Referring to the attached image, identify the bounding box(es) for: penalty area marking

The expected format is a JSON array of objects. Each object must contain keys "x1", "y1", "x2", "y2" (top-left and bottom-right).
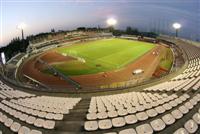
[{"x1": 62, "y1": 53, "x2": 86, "y2": 63}]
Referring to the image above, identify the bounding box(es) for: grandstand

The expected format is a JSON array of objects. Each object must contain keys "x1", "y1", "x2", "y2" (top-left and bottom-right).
[
  {"x1": 27, "y1": 31, "x2": 112, "y2": 53},
  {"x1": 0, "y1": 35, "x2": 199, "y2": 134}
]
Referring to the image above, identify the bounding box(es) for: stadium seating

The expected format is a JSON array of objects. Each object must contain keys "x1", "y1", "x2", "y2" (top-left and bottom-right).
[
  {"x1": 83, "y1": 39, "x2": 200, "y2": 133},
  {"x1": 84, "y1": 93, "x2": 200, "y2": 132},
  {"x1": 0, "y1": 80, "x2": 81, "y2": 133},
  {"x1": 0, "y1": 37, "x2": 200, "y2": 133}
]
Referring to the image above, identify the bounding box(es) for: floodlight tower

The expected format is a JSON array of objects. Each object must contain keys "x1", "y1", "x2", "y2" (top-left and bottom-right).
[
  {"x1": 106, "y1": 18, "x2": 117, "y2": 32},
  {"x1": 107, "y1": 18, "x2": 117, "y2": 26},
  {"x1": 173, "y1": 23, "x2": 181, "y2": 37},
  {"x1": 17, "y1": 23, "x2": 26, "y2": 40}
]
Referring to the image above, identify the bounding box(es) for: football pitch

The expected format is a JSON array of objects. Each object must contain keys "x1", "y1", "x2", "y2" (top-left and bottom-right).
[{"x1": 50, "y1": 38, "x2": 155, "y2": 76}]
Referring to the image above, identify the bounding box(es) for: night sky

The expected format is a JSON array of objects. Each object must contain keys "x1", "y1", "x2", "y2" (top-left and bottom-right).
[{"x1": 0, "y1": 0, "x2": 199, "y2": 47}]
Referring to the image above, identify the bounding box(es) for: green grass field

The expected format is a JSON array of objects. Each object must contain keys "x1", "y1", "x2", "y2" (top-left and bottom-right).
[
  {"x1": 159, "y1": 48, "x2": 173, "y2": 70},
  {"x1": 47, "y1": 38, "x2": 155, "y2": 76}
]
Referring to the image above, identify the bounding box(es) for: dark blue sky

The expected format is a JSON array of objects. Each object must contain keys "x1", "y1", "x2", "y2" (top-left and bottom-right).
[{"x1": 0, "y1": 0, "x2": 199, "y2": 47}]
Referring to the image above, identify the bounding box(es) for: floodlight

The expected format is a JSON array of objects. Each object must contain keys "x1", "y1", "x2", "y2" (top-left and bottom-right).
[
  {"x1": 172, "y1": 22, "x2": 182, "y2": 37},
  {"x1": 17, "y1": 23, "x2": 26, "y2": 39},
  {"x1": 106, "y1": 18, "x2": 117, "y2": 26},
  {"x1": 1, "y1": 52, "x2": 6, "y2": 64},
  {"x1": 173, "y1": 23, "x2": 181, "y2": 30},
  {"x1": 17, "y1": 23, "x2": 26, "y2": 30}
]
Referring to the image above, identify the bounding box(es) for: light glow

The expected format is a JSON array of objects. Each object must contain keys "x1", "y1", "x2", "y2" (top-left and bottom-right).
[
  {"x1": 1, "y1": 52, "x2": 6, "y2": 64},
  {"x1": 173, "y1": 23, "x2": 181, "y2": 29},
  {"x1": 106, "y1": 18, "x2": 117, "y2": 26},
  {"x1": 17, "y1": 23, "x2": 26, "y2": 30}
]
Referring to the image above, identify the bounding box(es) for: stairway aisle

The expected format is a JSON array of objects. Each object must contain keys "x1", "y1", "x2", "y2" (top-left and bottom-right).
[{"x1": 54, "y1": 98, "x2": 91, "y2": 134}]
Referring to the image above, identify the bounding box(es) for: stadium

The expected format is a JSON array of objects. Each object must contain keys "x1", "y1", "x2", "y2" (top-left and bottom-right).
[
  {"x1": 18, "y1": 36, "x2": 173, "y2": 91},
  {"x1": 0, "y1": 1, "x2": 200, "y2": 134}
]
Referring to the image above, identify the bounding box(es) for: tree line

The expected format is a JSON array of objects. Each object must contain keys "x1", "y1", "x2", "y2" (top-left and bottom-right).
[{"x1": 0, "y1": 38, "x2": 29, "y2": 61}]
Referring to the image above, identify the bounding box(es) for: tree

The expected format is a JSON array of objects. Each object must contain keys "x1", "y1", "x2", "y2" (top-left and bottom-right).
[
  {"x1": 126, "y1": 26, "x2": 139, "y2": 35},
  {"x1": 113, "y1": 30, "x2": 123, "y2": 36},
  {"x1": 132, "y1": 28, "x2": 139, "y2": 35},
  {"x1": 51, "y1": 29, "x2": 55, "y2": 33},
  {"x1": 0, "y1": 37, "x2": 29, "y2": 61},
  {"x1": 77, "y1": 27, "x2": 86, "y2": 31},
  {"x1": 126, "y1": 26, "x2": 132, "y2": 35},
  {"x1": 86, "y1": 27, "x2": 98, "y2": 31},
  {"x1": 108, "y1": 26, "x2": 114, "y2": 32}
]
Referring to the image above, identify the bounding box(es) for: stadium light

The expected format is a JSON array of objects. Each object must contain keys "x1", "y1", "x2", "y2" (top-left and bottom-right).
[
  {"x1": 17, "y1": 23, "x2": 26, "y2": 40},
  {"x1": 106, "y1": 18, "x2": 117, "y2": 26},
  {"x1": 173, "y1": 23, "x2": 181, "y2": 37}
]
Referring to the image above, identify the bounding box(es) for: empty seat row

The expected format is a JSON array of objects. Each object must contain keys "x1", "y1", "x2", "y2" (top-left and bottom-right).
[
  {"x1": 2, "y1": 100, "x2": 63, "y2": 120},
  {"x1": 11, "y1": 96, "x2": 81, "y2": 114},
  {"x1": 110, "y1": 109, "x2": 200, "y2": 134},
  {"x1": 0, "y1": 102, "x2": 55, "y2": 129},
  {"x1": 0, "y1": 81, "x2": 35, "y2": 99},
  {"x1": 144, "y1": 76, "x2": 200, "y2": 92},
  {"x1": 0, "y1": 111, "x2": 43, "y2": 134},
  {"x1": 85, "y1": 93, "x2": 200, "y2": 132},
  {"x1": 86, "y1": 93, "x2": 183, "y2": 120},
  {"x1": 174, "y1": 110, "x2": 200, "y2": 134},
  {"x1": 88, "y1": 92, "x2": 177, "y2": 116}
]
